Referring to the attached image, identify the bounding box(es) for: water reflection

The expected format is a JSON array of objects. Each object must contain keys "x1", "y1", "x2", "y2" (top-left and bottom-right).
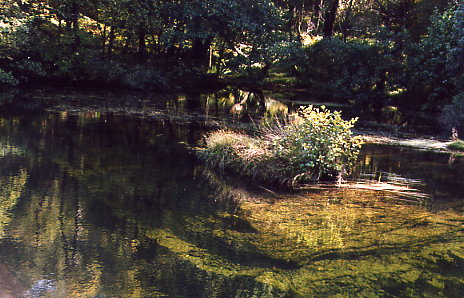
[
  {"x1": 0, "y1": 110, "x2": 274, "y2": 296},
  {"x1": 16, "y1": 87, "x2": 294, "y2": 128},
  {"x1": 0, "y1": 96, "x2": 463, "y2": 296},
  {"x1": 0, "y1": 169, "x2": 28, "y2": 239},
  {"x1": 354, "y1": 144, "x2": 464, "y2": 205},
  {"x1": 195, "y1": 170, "x2": 464, "y2": 296}
]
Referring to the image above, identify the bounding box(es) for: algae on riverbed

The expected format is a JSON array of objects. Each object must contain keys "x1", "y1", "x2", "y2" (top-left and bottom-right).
[
  {"x1": 1, "y1": 100, "x2": 463, "y2": 297},
  {"x1": 143, "y1": 178, "x2": 464, "y2": 296}
]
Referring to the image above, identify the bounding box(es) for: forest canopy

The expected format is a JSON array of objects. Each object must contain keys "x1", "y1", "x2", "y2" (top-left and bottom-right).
[{"x1": 1, "y1": 0, "x2": 463, "y2": 131}]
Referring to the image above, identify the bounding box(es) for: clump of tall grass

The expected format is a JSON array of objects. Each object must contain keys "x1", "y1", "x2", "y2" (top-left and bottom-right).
[
  {"x1": 200, "y1": 130, "x2": 293, "y2": 183},
  {"x1": 199, "y1": 106, "x2": 363, "y2": 187}
]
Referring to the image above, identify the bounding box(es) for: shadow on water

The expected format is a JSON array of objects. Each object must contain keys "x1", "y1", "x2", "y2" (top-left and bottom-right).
[{"x1": 0, "y1": 90, "x2": 463, "y2": 296}]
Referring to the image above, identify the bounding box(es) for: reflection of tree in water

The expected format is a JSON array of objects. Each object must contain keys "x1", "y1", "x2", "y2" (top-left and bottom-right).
[
  {"x1": 0, "y1": 110, "x2": 275, "y2": 296},
  {"x1": 354, "y1": 144, "x2": 464, "y2": 203},
  {"x1": 1, "y1": 110, "x2": 463, "y2": 297},
  {"x1": 229, "y1": 90, "x2": 289, "y2": 121},
  {"x1": 201, "y1": 169, "x2": 464, "y2": 296},
  {"x1": 0, "y1": 168, "x2": 28, "y2": 238}
]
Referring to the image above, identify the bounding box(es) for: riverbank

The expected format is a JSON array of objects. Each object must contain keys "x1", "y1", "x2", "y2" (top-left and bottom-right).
[{"x1": 2, "y1": 87, "x2": 459, "y2": 154}]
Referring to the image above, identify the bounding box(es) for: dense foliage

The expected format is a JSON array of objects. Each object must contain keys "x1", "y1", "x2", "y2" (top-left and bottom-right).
[
  {"x1": 200, "y1": 106, "x2": 363, "y2": 186},
  {"x1": 294, "y1": 2, "x2": 464, "y2": 132},
  {"x1": 1, "y1": 0, "x2": 463, "y2": 133},
  {"x1": 271, "y1": 106, "x2": 363, "y2": 181},
  {"x1": 299, "y1": 37, "x2": 394, "y2": 118},
  {"x1": 0, "y1": 0, "x2": 285, "y2": 88}
]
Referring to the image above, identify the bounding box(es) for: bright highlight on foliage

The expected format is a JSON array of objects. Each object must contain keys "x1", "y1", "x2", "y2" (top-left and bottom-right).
[{"x1": 200, "y1": 106, "x2": 363, "y2": 187}]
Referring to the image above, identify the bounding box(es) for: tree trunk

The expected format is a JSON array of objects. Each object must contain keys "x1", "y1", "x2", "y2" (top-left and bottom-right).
[
  {"x1": 122, "y1": 35, "x2": 132, "y2": 54},
  {"x1": 312, "y1": 0, "x2": 323, "y2": 32},
  {"x1": 373, "y1": 74, "x2": 387, "y2": 120},
  {"x1": 190, "y1": 17, "x2": 211, "y2": 68},
  {"x1": 102, "y1": 24, "x2": 107, "y2": 56},
  {"x1": 108, "y1": 26, "x2": 115, "y2": 58},
  {"x1": 138, "y1": 26, "x2": 147, "y2": 56},
  {"x1": 71, "y1": 0, "x2": 79, "y2": 31},
  {"x1": 157, "y1": 30, "x2": 163, "y2": 55},
  {"x1": 216, "y1": 41, "x2": 225, "y2": 74},
  {"x1": 191, "y1": 38, "x2": 211, "y2": 68},
  {"x1": 58, "y1": 18, "x2": 62, "y2": 46},
  {"x1": 70, "y1": 0, "x2": 80, "y2": 52},
  {"x1": 340, "y1": 0, "x2": 354, "y2": 41},
  {"x1": 323, "y1": 0, "x2": 339, "y2": 37},
  {"x1": 288, "y1": 2, "x2": 295, "y2": 40}
]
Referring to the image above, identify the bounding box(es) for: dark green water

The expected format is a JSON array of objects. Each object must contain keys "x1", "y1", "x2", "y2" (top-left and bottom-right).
[{"x1": 0, "y1": 91, "x2": 463, "y2": 297}]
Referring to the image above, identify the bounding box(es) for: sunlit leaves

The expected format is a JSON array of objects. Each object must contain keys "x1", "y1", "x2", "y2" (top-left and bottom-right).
[
  {"x1": 407, "y1": 3, "x2": 464, "y2": 116},
  {"x1": 272, "y1": 105, "x2": 363, "y2": 181},
  {"x1": 202, "y1": 105, "x2": 362, "y2": 185}
]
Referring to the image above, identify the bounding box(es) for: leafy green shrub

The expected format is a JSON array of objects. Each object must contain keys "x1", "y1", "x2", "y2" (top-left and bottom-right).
[
  {"x1": 441, "y1": 92, "x2": 464, "y2": 134},
  {"x1": 404, "y1": 6, "x2": 458, "y2": 112},
  {"x1": 270, "y1": 106, "x2": 363, "y2": 181},
  {"x1": 54, "y1": 54, "x2": 170, "y2": 90},
  {"x1": 200, "y1": 106, "x2": 363, "y2": 187},
  {"x1": 0, "y1": 68, "x2": 19, "y2": 87},
  {"x1": 300, "y1": 38, "x2": 394, "y2": 118},
  {"x1": 14, "y1": 59, "x2": 46, "y2": 82},
  {"x1": 447, "y1": 140, "x2": 464, "y2": 151},
  {"x1": 122, "y1": 65, "x2": 169, "y2": 90}
]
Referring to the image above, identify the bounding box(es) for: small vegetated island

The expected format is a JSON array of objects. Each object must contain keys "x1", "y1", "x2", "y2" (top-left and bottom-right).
[{"x1": 199, "y1": 105, "x2": 363, "y2": 187}]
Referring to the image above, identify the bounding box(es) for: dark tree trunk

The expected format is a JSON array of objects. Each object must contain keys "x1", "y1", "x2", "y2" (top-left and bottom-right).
[
  {"x1": 373, "y1": 74, "x2": 387, "y2": 120},
  {"x1": 156, "y1": 30, "x2": 163, "y2": 55},
  {"x1": 288, "y1": 2, "x2": 295, "y2": 40},
  {"x1": 108, "y1": 26, "x2": 115, "y2": 58},
  {"x1": 122, "y1": 35, "x2": 132, "y2": 54},
  {"x1": 216, "y1": 41, "x2": 226, "y2": 74},
  {"x1": 323, "y1": 0, "x2": 339, "y2": 37},
  {"x1": 190, "y1": 16, "x2": 211, "y2": 68},
  {"x1": 71, "y1": 1, "x2": 79, "y2": 31},
  {"x1": 312, "y1": 0, "x2": 323, "y2": 32},
  {"x1": 58, "y1": 18, "x2": 62, "y2": 46},
  {"x1": 70, "y1": 0, "x2": 80, "y2": 52},
  {"x1": 340, "y1": 0, "x2": 354, "y2": 41},
  {"x1": 102, "y1": 24, "x2": 107, "y2": 56},
  {"x1": 191, "y1": 38, "x2": 211, "y2": 68},
  {"x1": 138, "y1": 26, "x2": 147, "y2": 55},
  {"x1": 66, "y1": 16, "x2": 72, "y2": 31},
  {"x1": 151, "y1": 34, "x2": 158, "y2": 54}
]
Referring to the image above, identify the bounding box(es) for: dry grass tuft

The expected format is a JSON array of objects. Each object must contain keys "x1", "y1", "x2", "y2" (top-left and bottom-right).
[{"x1": 200, "y1": 130, "x2": 294, "y2": 185}]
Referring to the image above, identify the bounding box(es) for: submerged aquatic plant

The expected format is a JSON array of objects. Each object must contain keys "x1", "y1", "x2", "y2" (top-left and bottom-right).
[{"x1": 199, "y1": 106, "x2": 363, "y2": 187}]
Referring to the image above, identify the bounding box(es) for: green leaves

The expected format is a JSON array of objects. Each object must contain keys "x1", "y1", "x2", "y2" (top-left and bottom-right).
[
  {"x1": 201, "y1": 106, "x2": 363, "y2": 186},
  {"x1": 0, "y1": 68, "x2": 19, "y2": 87},
  {"x1": 272, "y1": 105, "x2": 363, "y2": 180}
]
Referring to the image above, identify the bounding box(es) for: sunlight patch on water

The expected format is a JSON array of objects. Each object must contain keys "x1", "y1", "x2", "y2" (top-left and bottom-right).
[{"x1": 0, "y1": 142, "x2": 24, "y2": 158}]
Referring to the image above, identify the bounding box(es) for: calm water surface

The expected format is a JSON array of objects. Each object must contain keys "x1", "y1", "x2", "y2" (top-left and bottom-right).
[{"x1": 0, "y1": 91, "x2": 463, "y2": 297}]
